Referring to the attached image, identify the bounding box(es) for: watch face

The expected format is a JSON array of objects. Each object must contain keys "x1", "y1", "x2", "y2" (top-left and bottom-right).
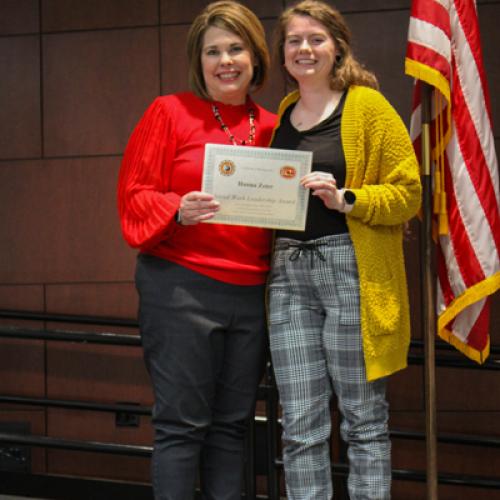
[{"x1": 344, "y1": 190, "x2": 356, "y2": 204}]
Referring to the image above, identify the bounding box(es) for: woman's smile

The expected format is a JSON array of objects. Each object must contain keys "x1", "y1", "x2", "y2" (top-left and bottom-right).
[
  {"x1": 201, "y1": 26, "x2": 254, "y2": 105},
  {"x1": 284, "y1": 15, "x2": 337, "y2": 84}
]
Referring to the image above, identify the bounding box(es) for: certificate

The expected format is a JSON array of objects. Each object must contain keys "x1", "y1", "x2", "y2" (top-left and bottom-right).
[{"x1": 202, "y1": 144, "x2": 312, "y2": 230}]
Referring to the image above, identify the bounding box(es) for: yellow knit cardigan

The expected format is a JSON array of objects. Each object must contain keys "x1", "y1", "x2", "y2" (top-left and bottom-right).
[{"x1": 274, "y1": 85, "x2": 422, "y2": 381}]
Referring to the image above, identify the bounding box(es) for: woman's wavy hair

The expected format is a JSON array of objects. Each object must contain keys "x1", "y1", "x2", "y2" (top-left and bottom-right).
[
  {"x1": 274, "y1": 0, "x2": 378, "y2": 91},
  {"x1": 187, "y1": 1, "x2": 270, "y2": 100}
]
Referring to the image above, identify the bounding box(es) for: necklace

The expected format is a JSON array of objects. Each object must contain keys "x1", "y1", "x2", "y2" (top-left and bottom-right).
[{"x1": 211, "y1": 103, "x2": 255, "y2": 146}]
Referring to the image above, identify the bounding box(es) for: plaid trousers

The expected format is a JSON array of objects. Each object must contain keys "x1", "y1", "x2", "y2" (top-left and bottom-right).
[{"x1": 268, "y1": 234, "x2": 391, "y2": 500}]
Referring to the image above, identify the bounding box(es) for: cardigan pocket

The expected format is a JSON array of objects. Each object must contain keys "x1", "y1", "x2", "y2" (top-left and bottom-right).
[{"x1": 364, "y1": 276, "x2": 401, "y2": 335}]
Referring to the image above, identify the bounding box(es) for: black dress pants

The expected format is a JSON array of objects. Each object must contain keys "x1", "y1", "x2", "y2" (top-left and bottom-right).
[{"x1": 135, "y1": 254, "x2": 266, "y2": 500}]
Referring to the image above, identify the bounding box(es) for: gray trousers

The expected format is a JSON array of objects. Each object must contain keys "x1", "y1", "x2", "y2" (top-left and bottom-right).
[
  {"x1": 268, "y1": 234, "x2": 391, "y2": 500},
  {"x1": 136, "y1": 254, "x2": 266, "y2": 500}
]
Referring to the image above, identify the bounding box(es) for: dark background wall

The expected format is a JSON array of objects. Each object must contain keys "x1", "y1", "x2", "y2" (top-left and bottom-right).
[{"x1": 0, "y1": 1, "x2": 499, "y2": 498}]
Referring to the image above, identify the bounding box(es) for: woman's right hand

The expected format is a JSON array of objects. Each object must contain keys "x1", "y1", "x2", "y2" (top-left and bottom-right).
[
  {"x1": 300, "y1": 171, "x2": 345, "y2": 212},
  {"x1": 177, "y1": 191, "x2": 220, "y2": 225}
]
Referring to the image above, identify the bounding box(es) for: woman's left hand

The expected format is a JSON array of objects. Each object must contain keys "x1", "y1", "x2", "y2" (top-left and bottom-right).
[{"x1": 301, "y1": 171, "x2": 345, "y2": 211}]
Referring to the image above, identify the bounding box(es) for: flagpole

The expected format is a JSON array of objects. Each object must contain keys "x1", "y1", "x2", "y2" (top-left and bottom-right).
[{"x1": 420, "y1": 82, "x2": 439, "y2": 500}]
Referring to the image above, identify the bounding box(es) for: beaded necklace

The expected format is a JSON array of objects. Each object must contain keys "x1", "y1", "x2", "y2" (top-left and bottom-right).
[{"x1": 211, "y1": 103, "x2": 256, "y2": 146}]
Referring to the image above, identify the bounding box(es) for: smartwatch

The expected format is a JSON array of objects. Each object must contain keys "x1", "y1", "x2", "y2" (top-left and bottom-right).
[{"x1": 343, "y1": 189, "x2": 356, "y2": 205}]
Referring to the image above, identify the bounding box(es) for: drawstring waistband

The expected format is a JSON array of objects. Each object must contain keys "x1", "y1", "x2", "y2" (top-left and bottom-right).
[
  {"x1": 275, "y1": 233, "x2": 351, "y2": 268},
  {"x1": 286, "y1": 241, "x2": 327, "y2": 268}
]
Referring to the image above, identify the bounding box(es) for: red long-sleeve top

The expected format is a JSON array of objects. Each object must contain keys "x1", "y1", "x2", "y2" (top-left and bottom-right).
[{"x1": 118, "y1": 92, "x2": 277, "y2": 285}]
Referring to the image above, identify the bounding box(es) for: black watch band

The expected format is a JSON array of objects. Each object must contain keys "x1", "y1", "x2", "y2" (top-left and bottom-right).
[{"x1": 343, "y1": 189, "x2": 356, "y2": 205}]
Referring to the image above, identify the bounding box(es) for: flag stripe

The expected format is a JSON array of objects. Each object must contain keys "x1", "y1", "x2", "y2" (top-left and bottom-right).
[
  {"x1": 406, "y1": 41, "x2": 451, "y2": 82},
  {"x1": 462, "y1": 298, "x2": 489, "y2": 351},
  {"x1": 449, "y1": 77, "x2": 500, "y2": 256},
  {"x1": 442, "y1": 154, "x2": 485, "y2": 288},
  {"x1": 411, "y1": 0, "x2": 451, "y2": 38},
  {"x1": 452, "y1": 0, "x2": 493, "y2": 121},
  {"x1": 450, "y1": 2, "x2": 500, "y2": 206},
  {"x1": 447, "y1": 128, "x2": 500, "y2": 276}
]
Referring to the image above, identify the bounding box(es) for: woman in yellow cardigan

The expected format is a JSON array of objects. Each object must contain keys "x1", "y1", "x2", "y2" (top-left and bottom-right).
[{"x1": 267, "y1": 1, "x2": 421, "y2": 498}]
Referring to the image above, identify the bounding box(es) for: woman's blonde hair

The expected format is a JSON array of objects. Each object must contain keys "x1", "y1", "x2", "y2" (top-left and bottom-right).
[
  {"x1": 274, "y1": 0, "x2": 378, "y2": 91},
  {"x1": 187, "y1": 1, "x2": 270, "y2": 100}
]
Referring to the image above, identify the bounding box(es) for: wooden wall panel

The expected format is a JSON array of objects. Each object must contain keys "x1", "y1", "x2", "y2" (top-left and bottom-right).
[
  {"x1": 393, "y1": 481, "x2": 500, "y2": 500},
  {"x1": 391, "y1": 410, "x2": 500, "y2": 497},
  {"x1": 47, "y1": 408, "x2": 151, "y2": 481},
  {"x1": 0, "y1": 338, "x2": 45, "y2": 397},
  {"x1": 0, "y1": 0, "x2": 39, "y2": 35},
  {"x1": 436, "y1": 367, "x2": 500, "y2": 411},
  {"x1": 47, "y1": 408, "x2": 153, "y2": 445},
  {"x1": 259, "y1": 19, "x2": 287, "y2": 113},
  {"x1": 390, "y1": 411, "x2": 426, "y2": 487},
  {"x1": 0, "y1": 285, "x2": 46, "y2": 397},
  {"x1": 43, "y1": 28, "x2": 160, "y2": 156},
  {"x1": 317, "y1": 0, "x2": 411, "y2": 10},
  {"x1": 0, "y1": 410, "x2": 47, "y2": 474},
  {"x1": 404, "y1": 219, "x2": 423, "y2": 341},
  {"x1": 0, "y1": 285, "x2": 44, "y2": 311},
  {"x1": 42, "y1": 0, "x2": 158, "y2": 32},
  {"x1": 390, "y1": 410, "x2": 500, "y2": 500},
  {"x1": 46, "y1": 343, "x2": 152, "y2": 405},
  {"x1": 0, "y1": 158, "x2": 136, "y2": 284},
  {"x1": 387, "y1": 365, "x2": 424, "y2": 411},
  {"x1": 160, "y1": 0, "x2": 207, "y2": 24},
  {"x1": 45, "y1": 283, "x2": 138, "y2": 319},
  {"x1": 0, "y1": 36, "x2": 41, "y2": 159},
  {"x1": 0, "y1": 160, "x2": 46, "y2": 283},
  {"x1": 160, "y1": 25, "x2": 190, "y2": 95},
  {"x1": 47, "y1": 449, "x2": 151, "y2": 482},
  {"x1": 345, "y1": 9, "x2": 414, "y2": 122},
  {"x1": 161, "y1": 0, "x2": 282, "y2": 25},
  {"x1": 239, "y1": 0, "x2": 283, "y2": 18},
  {"x1": 436, "y1": 487, "x2": 500, "y2": 500}
]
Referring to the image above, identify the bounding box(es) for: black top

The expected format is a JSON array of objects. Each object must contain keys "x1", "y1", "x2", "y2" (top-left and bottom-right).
[{"x1": 271, "y1": 92, "x2": 349, "y2": 240}]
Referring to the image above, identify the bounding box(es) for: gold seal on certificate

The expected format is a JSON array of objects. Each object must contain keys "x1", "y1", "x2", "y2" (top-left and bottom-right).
[{"x1": 202, "y1": 144, "x2": 312, "y2": 230}]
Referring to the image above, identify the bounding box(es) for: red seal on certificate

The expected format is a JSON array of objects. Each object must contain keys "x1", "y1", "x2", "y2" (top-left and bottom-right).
[
  {"x1": 280, "y1": 166, "x2": 296, "y2": 179},
  {"x1": 219, "y1": 160, "x2": 236, "y2": 176}
]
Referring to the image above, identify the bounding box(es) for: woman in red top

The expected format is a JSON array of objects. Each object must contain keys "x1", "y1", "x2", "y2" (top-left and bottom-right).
[{"x1": 117, "y1": 2, "x2": 276, "y2": 498}]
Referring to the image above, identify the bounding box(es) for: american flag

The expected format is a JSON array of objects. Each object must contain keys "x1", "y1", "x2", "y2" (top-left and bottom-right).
[{"x1": 406, "y1": 0, "x2": 500, "y2": 362}]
